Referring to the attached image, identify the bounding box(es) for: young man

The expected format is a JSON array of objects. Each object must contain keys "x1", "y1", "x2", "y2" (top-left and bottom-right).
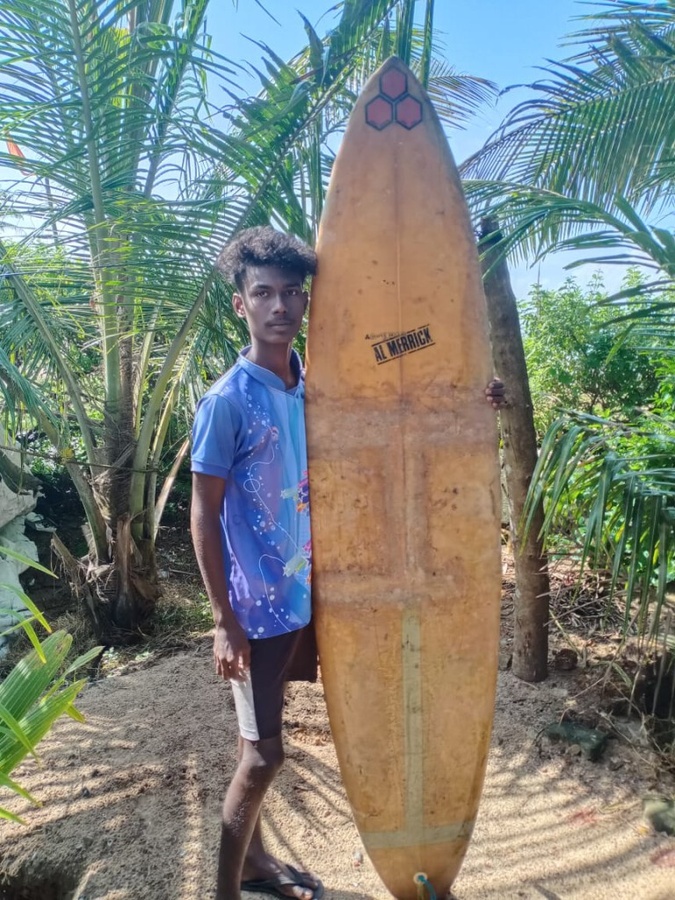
[
  {"x1": 191, "y1": 225, "x2": 507, "y2": 900},
  {"x1": 191, "y1": 226, "x2": 322, "y2": 900}
]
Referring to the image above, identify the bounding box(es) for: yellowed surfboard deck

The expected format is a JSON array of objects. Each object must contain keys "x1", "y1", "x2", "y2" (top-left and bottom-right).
[{"x1": 305, "y1": 58, "x2": 502, "y2": 899}]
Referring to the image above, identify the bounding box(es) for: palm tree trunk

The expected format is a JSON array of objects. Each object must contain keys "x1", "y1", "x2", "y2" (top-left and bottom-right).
[{"x1": 480, "y1": 217, "x2": 550, "y2": 682}]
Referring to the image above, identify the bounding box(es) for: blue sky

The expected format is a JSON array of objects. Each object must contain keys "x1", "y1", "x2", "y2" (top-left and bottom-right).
[
  {"x1": 213, "y1": 0, "x2": 586, "y2": 161},
  {"x1": 208, "y1": 0, "x2": 624, "y2": 299}
]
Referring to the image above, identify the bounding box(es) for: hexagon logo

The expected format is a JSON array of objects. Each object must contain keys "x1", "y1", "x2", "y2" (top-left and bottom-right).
[
  {"x1": 380, "y1": 68, "x2": 407, "y2": 100},
  {"x1": 366, "y1": 96, "x2": 394, "y2": 130},
  {"x1": 395, "y1": 95, "x2": 423, "y2": 129}
]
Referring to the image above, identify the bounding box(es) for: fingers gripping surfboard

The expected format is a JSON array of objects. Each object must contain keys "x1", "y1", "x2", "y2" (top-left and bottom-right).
[{"x1": 305, "y1": 58, "x2": 501, "y2": 899}]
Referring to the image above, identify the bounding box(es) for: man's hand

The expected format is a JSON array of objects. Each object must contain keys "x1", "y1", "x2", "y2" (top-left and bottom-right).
[
  {"x1": 485, "y1": 377, "x2": 507, "y2": 410},
  {"x1": 192, "y1": 472, "x2": 250, "y2": 682},
  {"x1": 213, "y1": 621, "x2": 251, "y2": 682}
]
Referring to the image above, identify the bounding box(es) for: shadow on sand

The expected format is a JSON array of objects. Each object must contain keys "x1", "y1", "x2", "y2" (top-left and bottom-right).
[{"x1": 0, "y1": 648, "x2": 672, "y2": 899}]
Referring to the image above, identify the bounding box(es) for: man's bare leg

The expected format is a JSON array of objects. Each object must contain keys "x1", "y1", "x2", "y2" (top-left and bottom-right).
[
  {"x1": 217, "y1": 737, "x2": 318, "y2": 900},
  {"x1": 242, "y1": 816, "x2": 319, "y2": 898},
  {"x1": 216, "y1": 735, "x2": 284, "y2": 900}
]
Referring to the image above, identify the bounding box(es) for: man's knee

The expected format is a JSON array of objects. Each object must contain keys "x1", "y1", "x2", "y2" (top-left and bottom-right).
[{"x1": 240, "y1": 736, "x2": 284, "y2": 784}]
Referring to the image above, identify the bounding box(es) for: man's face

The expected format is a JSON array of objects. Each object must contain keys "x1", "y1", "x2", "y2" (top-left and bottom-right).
[{"x1": 233, "y1": 265, "x2": 308, "y2": 346}]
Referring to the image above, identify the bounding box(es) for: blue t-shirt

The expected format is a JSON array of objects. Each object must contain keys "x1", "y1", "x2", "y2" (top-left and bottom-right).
[{"x1": 191, "y1": 348, "x2": 311, "y2": 639}]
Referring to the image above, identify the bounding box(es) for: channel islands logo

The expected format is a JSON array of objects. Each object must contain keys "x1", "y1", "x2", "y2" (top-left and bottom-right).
[
  {"x1": 369, "y1": 325, "x2": 435, "y2": 365},
  {"x1": 365, "y1": 67, "x2": 423, "y2": 131}
]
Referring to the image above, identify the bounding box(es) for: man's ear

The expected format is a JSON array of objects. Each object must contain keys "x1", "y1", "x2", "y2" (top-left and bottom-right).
[
  {"x1": 232, "y1": 292, "x2": 246, "y2": 318},
  {"x1": 303, "y1": 291, "x2": 309, "y2": 311}
]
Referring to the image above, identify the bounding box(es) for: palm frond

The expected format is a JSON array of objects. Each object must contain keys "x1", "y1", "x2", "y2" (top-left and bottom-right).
[
  {"x1": 0, "y1": 629, "x2": 101, "y2": 822},
  {"x1": 426, "y1": 59, "x2": 497, "y2": 130},
  {"x1": 471, "y1": 182, "x2": 675, "y2": 294},
  {"x1": 527, "y1": 409, "x2": 675, "y2": 650},
  {"x1": 463, "y1": 2, "x2": 675, "y2": 216}
]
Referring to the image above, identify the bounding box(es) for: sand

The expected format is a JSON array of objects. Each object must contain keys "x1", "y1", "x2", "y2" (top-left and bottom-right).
[{"x1": 1, "y1": 634, "x2": 674, "y2": 900}]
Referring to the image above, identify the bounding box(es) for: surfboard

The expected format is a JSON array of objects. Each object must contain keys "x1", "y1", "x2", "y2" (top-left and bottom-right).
[{"x1": 305, "y1": 58, "x2": 502, "y2": 899}]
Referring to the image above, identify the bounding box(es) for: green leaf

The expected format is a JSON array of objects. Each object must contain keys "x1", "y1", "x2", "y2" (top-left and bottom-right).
[
  {"x1": 299, "y1": 12, "x2": 324, "y2": 77},
  {"x1": 0, "y1": 769, "x2": 38, "y2": 806},
  {"x1": 0, "y1": 587, "x2": 51, "y2": 633},
  {"x1": 0, "y1": 806, "x2": 27, "y2": 824},
  {"x1": 0, "y1": 702, "x2": 38, "y2": 760},
  {"x1": 0, "y1": 617, "x2": 48, "y2": 663},
  {"x1": 0, "y1": 546, "x2": 55, "y2": 579}
]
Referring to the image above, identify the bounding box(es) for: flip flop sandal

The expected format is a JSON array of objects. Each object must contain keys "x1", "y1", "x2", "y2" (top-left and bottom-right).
[{"x1": 241, "y1": 864, "x2": 324, "y2": 899}]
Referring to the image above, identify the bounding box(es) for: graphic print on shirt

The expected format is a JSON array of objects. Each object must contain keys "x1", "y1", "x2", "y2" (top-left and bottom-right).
[
  {"x1": 238, "y1": 388, "x2": 311, "y2": 637},
  {"x1": 280, "y1": 470, "x2": 311, "y2": 579},
  {"x1": 190, "y1": 351, "x2": 312, "y2": 640}
]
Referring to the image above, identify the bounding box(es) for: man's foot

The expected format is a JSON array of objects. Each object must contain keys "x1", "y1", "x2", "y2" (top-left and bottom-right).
[{"x1": 240, "y1": 863, "x2": 323, "y2": 900}]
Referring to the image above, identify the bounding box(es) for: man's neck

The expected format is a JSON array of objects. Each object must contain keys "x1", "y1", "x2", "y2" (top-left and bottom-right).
[{"x1": 246, "y1": 341, "x2": 297, "y2": 389}]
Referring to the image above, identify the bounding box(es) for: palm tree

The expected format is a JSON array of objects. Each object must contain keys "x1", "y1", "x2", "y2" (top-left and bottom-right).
[
  {"x1": 463, "y1": 0, "x2": 675, "y2": 666},
  {"x1": 463, "y1": 0, "x2": 675, "y2": 291},
  {"x1": 0, "y1": 0, "x2": 494, "y2": 640}
]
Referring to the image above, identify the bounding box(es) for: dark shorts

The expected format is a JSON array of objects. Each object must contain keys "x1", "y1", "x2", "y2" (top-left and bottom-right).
[{"x1": 230, "y1": 628, "x2": 308, "y2": 742}]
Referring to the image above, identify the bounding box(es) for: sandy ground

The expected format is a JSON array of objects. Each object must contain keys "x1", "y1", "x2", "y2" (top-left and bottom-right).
[{"x1": 1, "y1": 636, "x2": 674, "y2": 900}]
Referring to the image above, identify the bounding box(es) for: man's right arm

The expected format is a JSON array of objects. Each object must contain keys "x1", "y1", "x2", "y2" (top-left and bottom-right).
[{"x1": 190, "y1": 472, "x2": 250, "y2": 681}]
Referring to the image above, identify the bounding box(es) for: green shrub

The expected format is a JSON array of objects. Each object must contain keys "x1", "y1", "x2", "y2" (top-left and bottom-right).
[{"x1": 0, "y1": 546, "x2": 100, "y2": 822}]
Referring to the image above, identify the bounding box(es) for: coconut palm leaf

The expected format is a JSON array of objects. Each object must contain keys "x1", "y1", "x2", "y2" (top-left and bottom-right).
[
  {"x1": 463, "y1": 2, "x2": 675, "y2": 217},
  {"x1": 569, "y1": 1, "x2": 675, "y2": 60},
  {"x1": 0, "y1": 616, "x2": 48, "y2": 661},
  {"x1": 426, "y1": 57, "x2": 496, "y2": 129},
  {"x1": 0, "y1": 0, "x2": 497, "y2": 634},
  {"x1": 527, "y1": 410, "x2": 675, "y2": 649},
  {"x1": 0, "y1": 570, "x2": 53, "y2": 661},
  {"x1": 470, "y1": 183, "x2": 675, "y2": 304},
  {"x1": 0, "y1": 630, "x2": 101, "y2": 822}
]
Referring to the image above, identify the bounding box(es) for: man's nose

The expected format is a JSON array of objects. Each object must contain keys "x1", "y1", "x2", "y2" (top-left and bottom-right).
[{"x1": 271, "y1": 293, "x2": 288, "y2": 313}]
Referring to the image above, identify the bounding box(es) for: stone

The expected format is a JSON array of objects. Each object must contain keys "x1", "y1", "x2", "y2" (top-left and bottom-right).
[
  {"x1": 0, "y1": 477, "x2": 35, "y2": 529},
  {"x1": 498, "y1": 650, "x2": 512, "y2": 671},
  {"x1": 0, "y1": 481, "x2": 40, "y2": 654},
  {"x1": 554, "y1": 648, "x2": 578, "y2": 671},
  {"x1": 643, "y1": 796, "x2": 675, "y2": 835},
  {"x1": 543, "y1": 722, "x2": 609, "y2": 761}
]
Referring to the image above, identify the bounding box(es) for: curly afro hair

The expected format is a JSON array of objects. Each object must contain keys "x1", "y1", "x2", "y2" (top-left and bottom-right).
[{"x1": 216, "y1": 226, "x2": 317, "y2": 291}]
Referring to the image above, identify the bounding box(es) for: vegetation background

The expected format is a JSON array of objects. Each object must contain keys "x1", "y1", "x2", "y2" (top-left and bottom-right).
[{"x1": 0, "y1": 0, "x2": 674, "y2": 874}]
